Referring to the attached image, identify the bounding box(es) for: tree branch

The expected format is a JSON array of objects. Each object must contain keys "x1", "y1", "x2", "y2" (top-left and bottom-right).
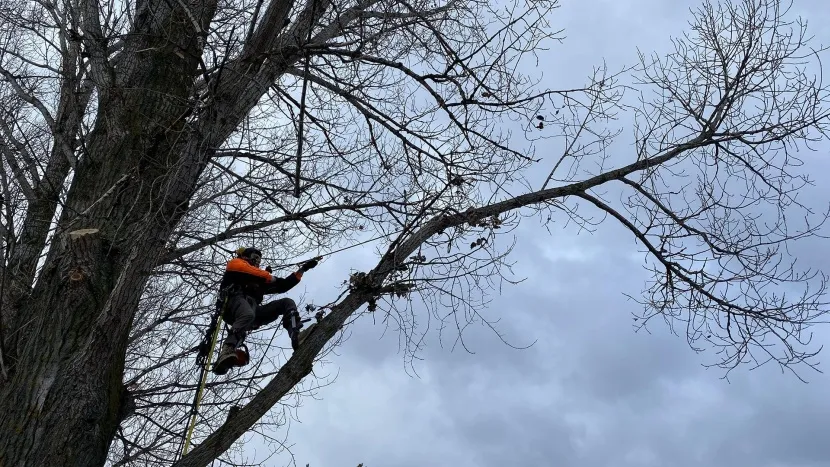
[{"x1": 171, "y1": 132, "x2": 720, "y2": 465}]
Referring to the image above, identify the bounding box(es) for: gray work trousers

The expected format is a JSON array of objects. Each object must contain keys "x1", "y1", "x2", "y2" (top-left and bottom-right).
[{"x1": 222, "y1": 295, "x2": 297, "y2": 347}]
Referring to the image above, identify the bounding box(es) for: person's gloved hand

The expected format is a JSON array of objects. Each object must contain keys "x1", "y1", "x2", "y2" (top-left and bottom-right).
[{"x1": 299, "y1": 256, "x2": 321, "y2": 272}]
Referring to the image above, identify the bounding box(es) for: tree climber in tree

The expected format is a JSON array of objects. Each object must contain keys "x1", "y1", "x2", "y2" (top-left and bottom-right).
[{"x1": 212, "y1": 247, "x2": 319, "y2": 375}]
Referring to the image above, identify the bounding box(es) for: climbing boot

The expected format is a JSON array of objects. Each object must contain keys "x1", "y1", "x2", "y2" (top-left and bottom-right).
[
  {"x1": 283, "y1": 310, "x2": 303, "y2": 350},
  {"x1": 212, "y1": 344, "x2": 237, "y2": 375},
  {"x1": 288, "y1": 327, "x2": 301, "y2": 351},
  {"x1": 234, "y1": 345, "x2": 250, "y2": 367}
]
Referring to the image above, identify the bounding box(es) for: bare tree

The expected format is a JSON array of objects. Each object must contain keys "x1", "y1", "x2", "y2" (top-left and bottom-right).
[{"x1": 0, "y1": 0, "x2": 828, "y2": 466}]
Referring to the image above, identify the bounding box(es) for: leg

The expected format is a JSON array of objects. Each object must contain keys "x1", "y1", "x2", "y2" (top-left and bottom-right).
[
  {"x1": 253, "y1": 297, "x2": 297, "y2": 328},
  {"x1": 213, "y1": 295, "x2": 255, "y2": 375},
  {"x1": 249, "y1": 297, "x2": 304, "y2": 350},
  {"x1": 224, "y1": 295, "x2": 256, "y2": 347},
  {"x1": 254, "y1": 297, "x2": 304, "y2": 350}
]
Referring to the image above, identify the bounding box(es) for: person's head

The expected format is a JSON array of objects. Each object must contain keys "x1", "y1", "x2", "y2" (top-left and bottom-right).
[{"x1": 236, "y1": 247, "x2": 262, "y2": 267}]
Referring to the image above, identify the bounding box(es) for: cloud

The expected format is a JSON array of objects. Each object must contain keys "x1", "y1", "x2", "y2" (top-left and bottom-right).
[{"x1": 282, "y1": 212, "x2": 830, "y2": 467}]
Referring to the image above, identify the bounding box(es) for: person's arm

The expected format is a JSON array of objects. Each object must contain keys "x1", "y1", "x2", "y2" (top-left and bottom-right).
[
  {"x1": 259, "y1": 257, "x2": 321, "y2": 295},
  {"x1": 260, "y1": 271, "x2": 303, "y2": 294}
]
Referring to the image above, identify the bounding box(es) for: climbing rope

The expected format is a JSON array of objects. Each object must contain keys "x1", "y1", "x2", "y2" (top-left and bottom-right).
[
  {"x1": 180, "y1": 296, "x2": 226, "y2": 457},
  {"x1": 280, "y1": 229, "x2": 405, "y2": 269}
]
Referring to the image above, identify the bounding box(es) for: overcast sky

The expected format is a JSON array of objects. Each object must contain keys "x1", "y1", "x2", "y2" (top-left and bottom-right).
[{"x1": 245, "y1": 1, "x2": 830, "y2": 466}]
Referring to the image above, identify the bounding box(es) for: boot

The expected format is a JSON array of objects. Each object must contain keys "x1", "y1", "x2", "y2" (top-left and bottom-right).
[
  {"x1": 288, "y1": 328, "x2": 300, "y2": 351},
  {"x1": 212, "y1": 344, "x2": 237, "y2": 375},
  {"x1": 284, "y1": 310, "x2": 303, "y2": 350}
]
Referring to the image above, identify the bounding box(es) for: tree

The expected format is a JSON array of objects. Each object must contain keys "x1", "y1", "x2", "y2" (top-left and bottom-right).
[{"x1": 0, "y1": 0, "x2": 827, "y2": 465}]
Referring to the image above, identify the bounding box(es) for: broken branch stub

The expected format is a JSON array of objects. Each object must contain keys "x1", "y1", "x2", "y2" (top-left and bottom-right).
[{"x1": 64, "y1": 228, "x2": 101, "y2": 283}]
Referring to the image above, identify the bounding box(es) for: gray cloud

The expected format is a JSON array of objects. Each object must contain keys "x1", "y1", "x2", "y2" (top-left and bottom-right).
[{"x1": 282, "y1": 215, "x2": 830, "y2": 467}]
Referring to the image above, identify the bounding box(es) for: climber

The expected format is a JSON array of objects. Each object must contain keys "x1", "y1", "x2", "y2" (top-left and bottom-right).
[{"x1": 212, "y1": 247, "x2": 319, "y2": 375}]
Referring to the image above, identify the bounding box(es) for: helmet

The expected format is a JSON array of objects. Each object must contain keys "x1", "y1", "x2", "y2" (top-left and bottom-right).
[
  {"x1": 236, "y1": 247, "x2": 262, "y2": 266},
  {"x1": 236, "y1": 247, "x2": 261, "y2": 258}
]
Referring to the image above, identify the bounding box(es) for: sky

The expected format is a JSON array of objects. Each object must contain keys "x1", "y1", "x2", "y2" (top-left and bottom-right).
[{"x1": 239, "y1": 1, "x2": 830, "y2": 466}]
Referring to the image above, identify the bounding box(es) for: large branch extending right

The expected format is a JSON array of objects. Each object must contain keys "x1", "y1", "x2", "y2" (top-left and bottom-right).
[{"x1": 171, "y1": 130, "x2": 725, "y2": 466}]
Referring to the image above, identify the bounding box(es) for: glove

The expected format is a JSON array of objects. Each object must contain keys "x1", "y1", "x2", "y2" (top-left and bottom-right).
[{"x1": 299, "y1": 257, "x2": 321, "y2": 272}]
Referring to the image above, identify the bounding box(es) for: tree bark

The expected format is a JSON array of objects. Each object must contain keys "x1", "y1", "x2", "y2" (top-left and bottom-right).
[
  {"x1": 0, "y1": 0, "x2": 219, "y2": 462},
  {"x1": 0, "y1": 0, "x2": 320, "y2": 461},
  {"x1": 0, "y1": 229, "x2": 128, "y2": 467}
]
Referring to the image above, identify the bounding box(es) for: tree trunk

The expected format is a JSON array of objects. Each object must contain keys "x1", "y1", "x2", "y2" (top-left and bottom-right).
[
  {"x1": 0, "y1": 6, "x2": 215, "y2": 462},
  {"x1": 0, "y1": 0, "x2": 328, "y2": 463},
  {"x1": 0, "y1": 229, "x2": 131, "y2": 466}
]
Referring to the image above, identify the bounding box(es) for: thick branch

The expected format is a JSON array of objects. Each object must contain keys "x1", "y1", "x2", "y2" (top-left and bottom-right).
[{"x1": 172, "y1": 135, "x2": 714, "y2": 465}]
